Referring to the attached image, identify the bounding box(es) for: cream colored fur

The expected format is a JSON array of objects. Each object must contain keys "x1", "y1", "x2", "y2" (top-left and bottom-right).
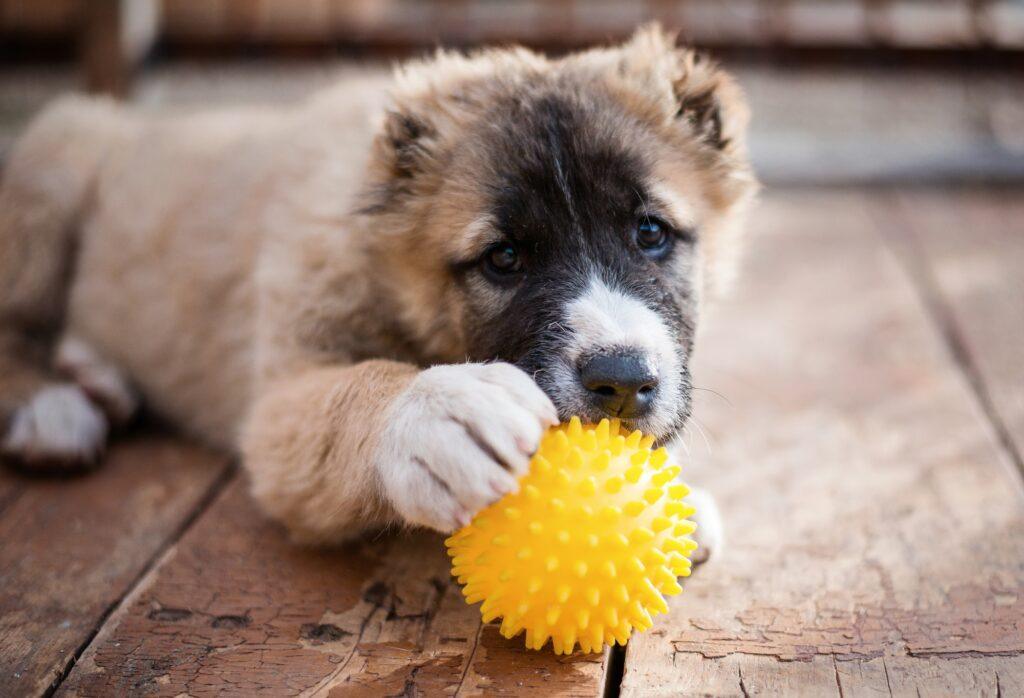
[{"x1": 0, "y1": 27, "x2": 753, "y2": 547}]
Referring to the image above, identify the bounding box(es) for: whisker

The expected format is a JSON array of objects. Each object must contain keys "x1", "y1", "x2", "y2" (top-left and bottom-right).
[
  {"x1": 689, "y1": 415, "x2": 714, "y2": 454},
  {"x1": 692, "y1": 386, "x2": 733, "y2": 407},
  {"x1": 674, "y1": 436, "x2": 691, "y2": 457}
]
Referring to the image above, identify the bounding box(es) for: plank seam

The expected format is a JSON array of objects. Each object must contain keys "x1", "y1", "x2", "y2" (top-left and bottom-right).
[
  {"x1": 454, "y1": 620, "x2": 484, "y2": 696},
  {"x1": 667, "y1": 649, "x2": 1024, "y2": 662},
  {"x1": 873, "y1": 195, "x2": 1024, "y2": 486},
  {"x1": 43, "y1": 459, "x2": 237, "y2": 697},
  {"x1": 602, "y1": 644, "x2": 626, "y2": 698}
]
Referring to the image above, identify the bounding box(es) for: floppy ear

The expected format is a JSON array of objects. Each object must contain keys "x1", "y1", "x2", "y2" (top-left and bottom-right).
[{"x1": 616, "y1": 24, "x2": 750, "y2": 156}]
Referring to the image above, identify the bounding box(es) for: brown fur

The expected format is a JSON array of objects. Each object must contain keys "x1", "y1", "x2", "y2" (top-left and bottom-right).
[{"x1": 0, "y1": 27, "x2": 756, "y2": 541}]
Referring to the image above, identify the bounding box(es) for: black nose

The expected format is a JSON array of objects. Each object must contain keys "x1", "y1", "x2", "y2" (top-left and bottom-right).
[{"x1": 579, "y1": 352, "x2": 658, "y2": 419}]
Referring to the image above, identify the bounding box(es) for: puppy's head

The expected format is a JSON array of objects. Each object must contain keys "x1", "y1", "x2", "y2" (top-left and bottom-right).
[{"x1": 361, "y1": 25, "x2": 758, "y2": 442}]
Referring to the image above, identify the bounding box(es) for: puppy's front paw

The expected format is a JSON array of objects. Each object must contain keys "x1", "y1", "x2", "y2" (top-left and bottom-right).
[{"x1": 377, "y1": 363, "x2": 558, "y2": 533}]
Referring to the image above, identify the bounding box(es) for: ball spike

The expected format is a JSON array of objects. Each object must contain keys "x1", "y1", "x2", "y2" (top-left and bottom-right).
[
  {"x1": 578, "y1": 476, "x2": 597, "y2": 497},
  {"x1": 605, "y1": 607, "x2": 619, "y2": 628},
  {"x1": 643, "y1": 488, "x2": 664, "y2": 504},
  {"x1": 668, "y1": 483, "x2": 690, "y2": 500},
  {"x1": 651, "y1": 470, "x2": 673, "y2": 486},
  {"x1": 623, "y1": 500, "x2": 646, "y2": 517},
  {"x1": 568, "y1": 448, "x2": 584, "y2": 470},
  {"x1": 604, "y1": 476, "x2": 624, "y2": 494}
]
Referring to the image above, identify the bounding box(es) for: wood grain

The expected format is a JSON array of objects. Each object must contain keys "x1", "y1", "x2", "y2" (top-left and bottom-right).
[
  {"x1": 619, "y1": 191, "x2": 1024, "y2": 695},
  {"x1": 886, "y1": 189, "x2": 1024, "y2": 471},
  {"x1": 0, "y1": 434, "x2": 230, "y2": 697},
  {"x1": 58, "y1": 479, "x2": 608, "y2": 697}
]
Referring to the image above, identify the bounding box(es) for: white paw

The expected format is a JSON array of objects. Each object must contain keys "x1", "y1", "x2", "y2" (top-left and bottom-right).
[
  {"x1": 56, "y1": 336, "x2": 138, "y2": 425},
  {"x1": 2, "y1": 384, "x2": 109, "y2": 467},
  {"x1": 687, "y1": 487, "x2": 724, "y2": 564},
  {"x1": 377, "y1": 362, "x2": 558, "y2": 532}
]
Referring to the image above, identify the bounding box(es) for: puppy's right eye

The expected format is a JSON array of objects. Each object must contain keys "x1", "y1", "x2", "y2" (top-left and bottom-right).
[{"x1": 482, "y1": 242, "x2": 523, "y2": 280}]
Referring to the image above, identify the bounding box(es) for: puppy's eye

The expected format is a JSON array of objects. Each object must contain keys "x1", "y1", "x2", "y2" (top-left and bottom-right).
[
  {"x1": 636, "y1": 218, "x2": 672, "y2": 257},
  {"x1": 482, "y1": 242, "x2": 523, "y2": 279}
]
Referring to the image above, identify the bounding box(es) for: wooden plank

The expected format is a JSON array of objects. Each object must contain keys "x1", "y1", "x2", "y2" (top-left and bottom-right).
[
  {"x1": 0, "y1": 434, "x2": 230, "y2": 697},
  {"x1": 886, "y1": 189, "x2": 1024, "y2": 470},
  {"x1": 59, "y1": 479, "x2": 608, "y2": 696},
  {"x1": 619, "y1": 191, "x2": 1024, "y2": 695}
]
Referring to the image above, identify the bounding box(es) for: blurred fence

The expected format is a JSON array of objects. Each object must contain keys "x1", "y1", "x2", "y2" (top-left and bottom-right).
[{"x1": 3, "y1": 0, "x2": 1023, "y2": 51}]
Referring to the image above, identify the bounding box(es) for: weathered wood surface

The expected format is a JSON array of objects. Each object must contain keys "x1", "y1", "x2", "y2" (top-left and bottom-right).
[
  {"x1": 0, "y1": 435, "x2": 230, "y2": 697},
  {"x1": 620, "y1": 191, "x2": 1024, "y2": 695},
  {"x1": 6, "y1": 189, "x2": 1023, "y2": 696},
  {"x1": 886, "y1": 189, "x2": 1024, "y2": 470},
  {"x1": 58, "y1": 479, "x2": 608, "y2": 696}
]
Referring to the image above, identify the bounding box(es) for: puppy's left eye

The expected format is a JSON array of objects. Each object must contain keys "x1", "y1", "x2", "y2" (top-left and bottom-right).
[
  {"x1": 636, "y1": 218, "x2": 672, "y2": 258},
  {"x1": 481, "y1": 241, "x2": 524, "y2": 282}
]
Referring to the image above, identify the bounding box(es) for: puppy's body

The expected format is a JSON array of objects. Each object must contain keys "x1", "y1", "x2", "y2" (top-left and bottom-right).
[
  {"x1": 0, "y1": 28, "x2": 756, "y2": 545},
  {"x1": 6, "y1": 81, "x2": 387, "y2": 445}
]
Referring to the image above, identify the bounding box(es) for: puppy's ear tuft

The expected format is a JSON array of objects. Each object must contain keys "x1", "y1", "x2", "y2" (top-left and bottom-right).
[
  {"x1": 617, "y1": 24, "x2": 750, "y2": 155},
  {"x1": 382, "y1": 109, "x2": 437, "y2": 180},
  {"x1": 673, "y1": 56, "x2": 727, "y2": 150},
  {"x1": 670, "y1": 48, "x2": 747, "y2": 153}
]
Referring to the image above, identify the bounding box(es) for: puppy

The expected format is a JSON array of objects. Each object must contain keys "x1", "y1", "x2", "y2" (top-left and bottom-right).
[{"x1": 0, "y1": 26, "x2": 756, "y2": 551}]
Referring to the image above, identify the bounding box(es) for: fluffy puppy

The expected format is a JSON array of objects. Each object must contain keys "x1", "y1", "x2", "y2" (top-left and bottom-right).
[{"x1": 0, "y1": 26, "x2": 756, "y2": 548}]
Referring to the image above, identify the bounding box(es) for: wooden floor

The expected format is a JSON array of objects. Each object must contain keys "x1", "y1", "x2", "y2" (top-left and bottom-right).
[{"x1": 1, "y1": 188, "x2": 1022, "y2": 697}]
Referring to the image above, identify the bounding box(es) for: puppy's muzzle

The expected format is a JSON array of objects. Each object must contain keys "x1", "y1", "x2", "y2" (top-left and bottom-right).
[{"x1": 579, "y1": 351, "x2": 658, "y2": 420}]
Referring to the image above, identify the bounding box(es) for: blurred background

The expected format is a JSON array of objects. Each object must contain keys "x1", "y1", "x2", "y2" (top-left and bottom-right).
[{"x1": 1, "y1": 0, "x2": 1023, "y2": 185}]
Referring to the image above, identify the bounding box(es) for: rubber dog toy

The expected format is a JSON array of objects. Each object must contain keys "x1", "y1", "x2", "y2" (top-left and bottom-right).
[{"x1": 445, "y1": 416, "x2": 697, "y2": 654}]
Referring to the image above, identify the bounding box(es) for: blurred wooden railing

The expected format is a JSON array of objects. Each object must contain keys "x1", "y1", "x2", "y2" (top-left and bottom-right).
[
  {"x1": 2, "y1": 0, "x2": 1022, "y2": 95},
  {"x1": 3, "y1": 0, "x2": 1023, "y2": 49},
  {"x1": 159, "y1": 0, "x2": 1024, "y2": 49}
]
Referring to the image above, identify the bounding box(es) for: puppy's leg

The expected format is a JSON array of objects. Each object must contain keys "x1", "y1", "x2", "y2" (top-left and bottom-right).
[
  {"x1": 242, "y1": 361, "x2": 557, "y2": 544},
  {"x1": 0, "y1": 96, "x2": 121, "y2": 470},
  {"x1": 55, "y1": 335, "x2": 139, "y2": 427}
]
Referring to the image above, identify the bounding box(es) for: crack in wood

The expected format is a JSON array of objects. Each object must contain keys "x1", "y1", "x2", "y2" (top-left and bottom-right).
[
  {"x1": 738, "y1": 664, "x2": 751, "y2": 698},
  {"x1": 876, "y1": 194, "x2": 1024, "y2": 483},
  {"x1": 41, "y1": 460, "x2": 237, "y2": 698}
]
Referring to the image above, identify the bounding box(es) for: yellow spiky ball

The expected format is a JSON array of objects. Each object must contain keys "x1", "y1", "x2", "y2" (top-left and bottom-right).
[{"x1": 445, "y1": 416, "x2": 698, "y2": 655}]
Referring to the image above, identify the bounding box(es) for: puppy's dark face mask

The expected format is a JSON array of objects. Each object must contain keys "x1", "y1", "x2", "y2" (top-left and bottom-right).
[{"x1": 453, "y1": 93, "x2": 700, "y2": 441}]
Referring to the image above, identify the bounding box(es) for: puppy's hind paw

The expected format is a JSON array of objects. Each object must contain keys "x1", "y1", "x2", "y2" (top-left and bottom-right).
[
  {"x1": 686, "y1": 487, "x2": 724, "y2": 565},
  {"x1": 2, "y1": 384, "x2": 109, "y2": 472}
]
